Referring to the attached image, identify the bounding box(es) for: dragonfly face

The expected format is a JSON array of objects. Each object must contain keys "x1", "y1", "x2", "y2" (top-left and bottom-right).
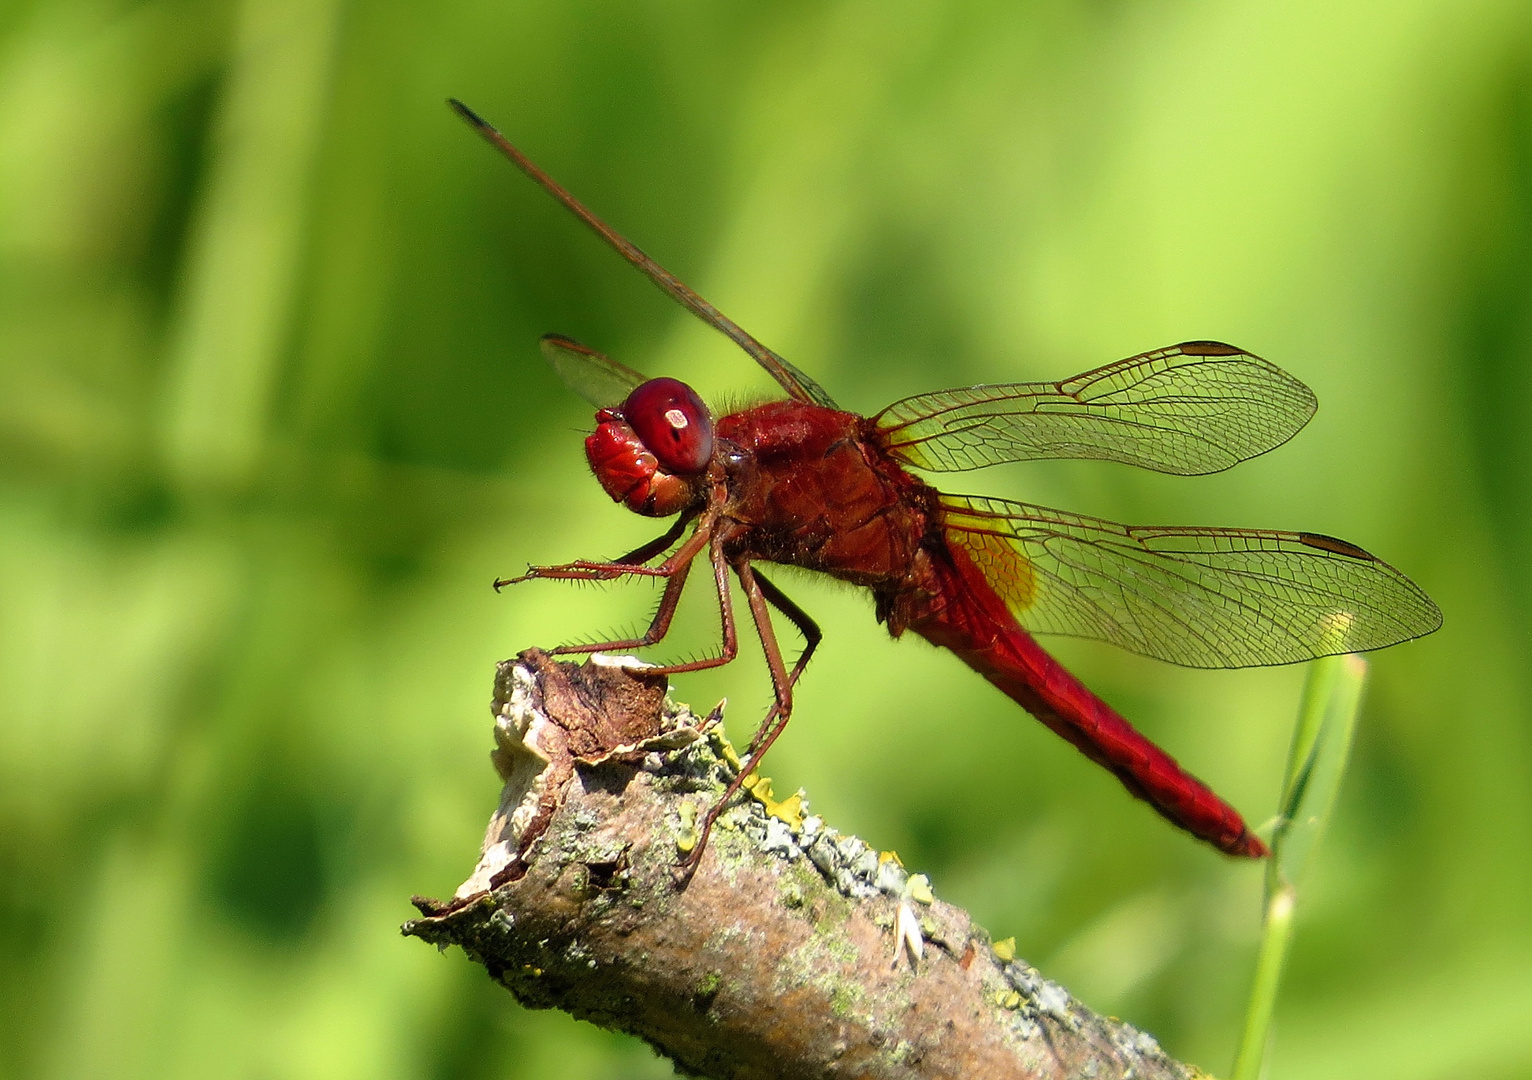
[{"x1": 585, "y1": 377, "x2": 713, "y2": 517}]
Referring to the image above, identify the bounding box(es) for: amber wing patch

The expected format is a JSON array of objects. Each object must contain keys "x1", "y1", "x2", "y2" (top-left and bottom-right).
[{"x1": 943, "y1": 507, "x2": 1038, "y2": 612}]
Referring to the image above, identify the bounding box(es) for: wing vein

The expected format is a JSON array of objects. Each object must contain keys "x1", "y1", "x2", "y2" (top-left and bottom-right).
[{"x1": 939, "y1": 493, "x2": 1440, "y2": 668}]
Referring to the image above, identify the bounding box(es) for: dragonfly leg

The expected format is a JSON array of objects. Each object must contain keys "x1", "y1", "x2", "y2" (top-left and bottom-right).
[
  {"x1": 611, "y1": 511, "x2": 696, "y2": 567},
  {"x1": 743, "y1": 570, "x2": 821, "y2": 756},
  {"x1": 495, "y1": 512, "x2": 702, "y2": 590},
  {"x1": 544, "y1": 559, "x2": 695, "y2": 656},
  {"x1": 501, "y1": 514, "x2": 710, "y2": 590},
  {"x1": 495, "y1": 512, "x2": 698, "y2": 591},
  {"x1": 548, "y1": 525, "x2": 742, "y2": 679},
  {"x1": 591, "y1": 527, "x2": 738, "y2": 674},
  {"x1": 524, "y1": 521, "x2": 711, "y2": 657},
  {"x1": 678, "y1": 557, "x2": 807, "y2": 881}
]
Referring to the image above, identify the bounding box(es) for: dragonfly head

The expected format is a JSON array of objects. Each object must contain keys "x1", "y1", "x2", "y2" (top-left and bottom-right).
[{"x1": 585, "y1": 377, "x2": 714, "y2": 517}]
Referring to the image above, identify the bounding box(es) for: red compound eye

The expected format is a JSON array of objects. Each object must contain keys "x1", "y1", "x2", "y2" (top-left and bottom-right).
[{"x1": 621, "y1": 378, "x2": 714, "y2": 475}]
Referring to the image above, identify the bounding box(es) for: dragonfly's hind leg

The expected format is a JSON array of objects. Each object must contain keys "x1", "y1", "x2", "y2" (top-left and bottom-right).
[
  {"x1": 677, "y1": 560, "x2": 820, "y2": 882},
  {"x1": 743, "y1": 570, "x2": 821, "y2": 757}
]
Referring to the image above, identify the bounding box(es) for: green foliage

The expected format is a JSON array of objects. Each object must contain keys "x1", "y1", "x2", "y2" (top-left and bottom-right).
[
  {"x1": 3, "y1": 2, "x2": 1531, "y2": 1078},
  {"x1": 1233, "y1": 654, "x2": 1368, "y2": 1080}
]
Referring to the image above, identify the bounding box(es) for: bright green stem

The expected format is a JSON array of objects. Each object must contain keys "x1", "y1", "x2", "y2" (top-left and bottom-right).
[
  {"x1": 1231, "y1": 884, "x2": 1297, "y2": 1080},
  {"x1": 1230, "y1": 653, "x2": 1369, "y2": 1080},
  {"x1": 1271, "y1": 654, "x2": 1369, "y2": 890}
]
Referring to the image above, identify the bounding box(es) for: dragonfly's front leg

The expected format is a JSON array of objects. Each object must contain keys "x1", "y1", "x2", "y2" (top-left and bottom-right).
[
  {"x1": 611, "y1": 511, "x2": 696, "y2": 567},
  {"x1": 499, "y1": 522, "x2": 714, "y2": 657},
  {"x1": 507, "y1": 519, "x2": 746, "y2": 674},
  {"x1": 492, "y1": 513, "x2": 696, "y2": 590},
  {"x1": 597, "y1": 526, "x2": 740, "y2": 674}
]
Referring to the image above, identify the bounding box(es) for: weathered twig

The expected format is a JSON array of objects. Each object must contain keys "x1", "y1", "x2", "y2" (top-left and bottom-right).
[{"x1": 403, "y1": 650, "x2": 1207, "y2": 1080}]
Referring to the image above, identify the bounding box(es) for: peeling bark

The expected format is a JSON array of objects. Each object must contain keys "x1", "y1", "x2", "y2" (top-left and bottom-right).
[{"x1": 403, "y1": 650, "x2": 1210, "y2": 1080}]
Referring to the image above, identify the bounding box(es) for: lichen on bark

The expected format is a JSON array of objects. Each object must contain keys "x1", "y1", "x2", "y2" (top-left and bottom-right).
[{"x1": 403, "y1": 649, "x2": 1205, "y2": 1080}]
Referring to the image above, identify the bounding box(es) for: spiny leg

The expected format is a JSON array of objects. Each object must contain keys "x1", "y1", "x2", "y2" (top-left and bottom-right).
[
  {"x1": 500, "y1": 515, "x2": 711, "y2": 589},
  {"x1": 614, "y1": 527, "x2": 739, "y2": 676},
  {"x1": 494, "y1": 520, "x2": 710, "y2": 660},
  {"x1": 744, "y1": 570, "x2": 822, "y2": 756},
  {"x1": 498, "y1": 560, "x2": 674, "y2": 585},
  {"x1": 546, "y1": 558, "x2": 694, "y2": 656},
  {"x1": 550, "y1": 524, "x2": 742, "y2": 680},
  {"x1": 679, "y1": 557, "x2": 807, "y2": 880},
  {"x1": 612, "y1": 511, "x2": 696, "y2": 567},
  {"x1": 493, "y1": 513, "x2": 696, "y2": 590}
]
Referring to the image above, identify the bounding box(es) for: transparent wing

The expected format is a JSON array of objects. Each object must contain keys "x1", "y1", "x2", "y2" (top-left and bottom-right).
[
  {"x1": 763, "y1": 352, "x2": 838, "y2": 410},
  {"x1": 453, "y1": 101, "x2": 838, "y2": 410},
  {"x1": 539, "y1": 334, "x2": 647, "y2": 409},
  {"x1": 940, "y1": 493, "x2": 1441, "y2": 668},
  {"x1": 875, "y1": 342, "x2": 1317, "y2": 475}
]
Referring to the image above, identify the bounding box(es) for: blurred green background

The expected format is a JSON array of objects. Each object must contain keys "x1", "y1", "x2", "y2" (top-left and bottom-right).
[{"x1": 2, "y1": 0, "x2": 1530, "y2": 1077}]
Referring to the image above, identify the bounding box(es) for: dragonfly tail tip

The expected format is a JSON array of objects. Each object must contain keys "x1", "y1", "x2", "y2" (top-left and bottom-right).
[{"x1": 1232, "y1": 831, "x2": 1271, "y2": 859}]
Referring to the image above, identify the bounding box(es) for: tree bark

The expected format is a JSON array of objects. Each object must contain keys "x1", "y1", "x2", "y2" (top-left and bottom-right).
[{"x1": 403, "y1": 650, "x2": 1209, "y2": 1080}]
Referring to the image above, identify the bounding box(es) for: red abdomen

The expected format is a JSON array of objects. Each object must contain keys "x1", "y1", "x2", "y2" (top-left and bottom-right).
[
  {"x1": 909, "y1": 539, "x2": 1268, "y2": 858},
  {"x1": 713, "y1": 400, "x2": 1263, "y2": 856}
]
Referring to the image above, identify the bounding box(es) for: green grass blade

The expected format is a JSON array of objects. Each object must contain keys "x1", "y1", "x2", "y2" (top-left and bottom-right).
[
  {"x1": 1272, "y1": 654, "x2": 1368, "y2": 890},
  {"x1": 1231, "y1": 653, "x2": 1369, "y2": 1080},
  {"x1": 1231, "y1": 883, "x2": 1297, "y2": 1080}
]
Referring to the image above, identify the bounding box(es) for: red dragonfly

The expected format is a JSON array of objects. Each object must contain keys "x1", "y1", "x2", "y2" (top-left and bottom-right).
[{"x1": 452, "y1": 101, "x2": 1441, "y2": 867}]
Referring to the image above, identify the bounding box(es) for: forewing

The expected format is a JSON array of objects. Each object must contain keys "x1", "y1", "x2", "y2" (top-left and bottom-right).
[
  {"x1": 540, "y1": 334, "x2": 647, "y2": 409},
  {"x1": 940, "y1": 494, "x2": 1441, "y2": 668},
  {"x1": 452, "y1": 103, "x2": 837, "y2": 410},
  {"x1": 876, "y1": 342, "x2": 1317, "y2": 475},
  {"x1": 762, "y1": 351, "x2": 839, "y2": 410}
]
